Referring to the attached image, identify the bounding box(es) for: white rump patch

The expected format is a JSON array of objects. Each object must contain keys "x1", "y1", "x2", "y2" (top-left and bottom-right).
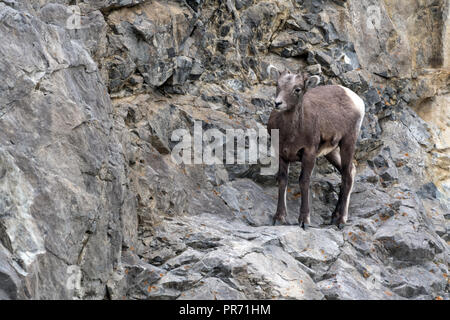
[
  {"x1": 339, "y1": 86, "x2": 365, "y2": 115},
  {"x1": 339, "y1": 86, "x2": 365, "y2": 130}
]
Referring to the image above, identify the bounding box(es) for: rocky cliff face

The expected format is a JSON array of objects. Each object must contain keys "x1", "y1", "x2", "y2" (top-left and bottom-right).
[{"x1": 0, "y1": 0, "x2": 449, "y2": 300}]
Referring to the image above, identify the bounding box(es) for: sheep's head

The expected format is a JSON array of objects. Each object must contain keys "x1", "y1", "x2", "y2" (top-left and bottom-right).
[{"x1": 274, "y1": 71, "x2": 320, "y2": 110}]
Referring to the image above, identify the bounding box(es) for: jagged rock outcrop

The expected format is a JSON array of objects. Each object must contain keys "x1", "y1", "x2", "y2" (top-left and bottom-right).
[{"x1": 0, "y1": 0, "x2": 448, "y2": 300}]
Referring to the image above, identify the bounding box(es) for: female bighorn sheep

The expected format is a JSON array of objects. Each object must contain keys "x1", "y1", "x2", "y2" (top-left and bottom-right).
[{"x1": 268, "y1": 70, "x2": 365, "y2": 229}]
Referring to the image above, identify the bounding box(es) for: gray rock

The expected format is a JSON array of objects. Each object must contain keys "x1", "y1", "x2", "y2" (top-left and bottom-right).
[
  {"x1": 317, "y1": 259, "x2": 401, "y2": 300},
  {"x1": 375, "y1": 221, "x2": 444, "y2": 266},
  {"x1": 305, "y1": 64, "x2": 322, "y2": 75},
  {"x1": 0, "y1": 244, "x2": 22, "y2": 300},
  {"x1": 178, "y1": 277, "x2": 245, "y2": 300},
  {"x1": 278, "y1": 227, "x2": 344, "y2": 280}
]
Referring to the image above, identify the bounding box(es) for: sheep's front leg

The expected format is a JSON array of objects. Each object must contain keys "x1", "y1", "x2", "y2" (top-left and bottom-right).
[
  {"x1": 298, "y1": 150, "x2": 316, "y2": 229},
  {"x1": 273, "y1": 157, "x2": 289, "y2": 225}
]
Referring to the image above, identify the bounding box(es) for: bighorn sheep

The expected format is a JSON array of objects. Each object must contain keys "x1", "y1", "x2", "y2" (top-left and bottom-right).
[{"x1": 268, "y1": 70, "x2": 365, "y2": 229}]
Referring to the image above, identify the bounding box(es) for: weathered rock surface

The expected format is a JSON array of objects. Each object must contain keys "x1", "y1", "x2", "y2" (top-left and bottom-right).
[{"x1": 0, "y1": 0, "x2": 448, "y2": 300}]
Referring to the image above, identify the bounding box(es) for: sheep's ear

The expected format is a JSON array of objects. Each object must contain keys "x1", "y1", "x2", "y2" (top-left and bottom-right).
[
  {"x1": 305, "y1": 75, "x2": 320, "y2": 89},
  {"x1": 278, "y1": 69, "x2": 289, "y2": 79}
]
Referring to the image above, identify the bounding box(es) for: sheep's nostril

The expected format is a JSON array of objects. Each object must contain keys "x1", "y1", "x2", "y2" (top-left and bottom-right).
[{"x1": 275, "y1": 102, "x2": 282, "y2": 108}]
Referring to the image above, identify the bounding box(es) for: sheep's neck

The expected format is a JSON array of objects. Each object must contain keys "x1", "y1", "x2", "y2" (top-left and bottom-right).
[
  {"x1": 280, "y1": 103, "x2": 303, "y2": 140},
  {"x1": 292, "y1": 99, "x2": 304, "y2": 129}
]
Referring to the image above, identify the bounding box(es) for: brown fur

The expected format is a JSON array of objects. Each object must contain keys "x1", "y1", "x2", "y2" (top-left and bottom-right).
[{"x1": 268, "y1": 71, "x2": 364, "y2": 228}]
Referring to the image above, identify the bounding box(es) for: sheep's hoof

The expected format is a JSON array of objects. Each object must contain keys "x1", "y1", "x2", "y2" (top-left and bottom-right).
[
  {"x1": 272, "y1": 216, "x2": 286, "y2": 226},
  {"x1": 331, "y1": 214, "x2": 346, "y2": 229},
  {"x1": 298, "y1": 214, "x2": 310, "y2": 230}
]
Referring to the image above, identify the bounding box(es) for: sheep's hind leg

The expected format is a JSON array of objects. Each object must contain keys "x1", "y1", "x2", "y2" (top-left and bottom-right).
[
  {"x1": 325, "y1": 148, "x2": 343, "y2": 226},
  {"x1": 298, "y1": 150, "x2": 316, "y2": 230},
  {"x1": 325, "y1": 148, "x2": 342, "y2": 173},
  {"x1": 332, "y1": 138, "x2": 356, "y2": 229},
  {"x1": 273, "y1": 157, "x2": 289, "y2": 225}
]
